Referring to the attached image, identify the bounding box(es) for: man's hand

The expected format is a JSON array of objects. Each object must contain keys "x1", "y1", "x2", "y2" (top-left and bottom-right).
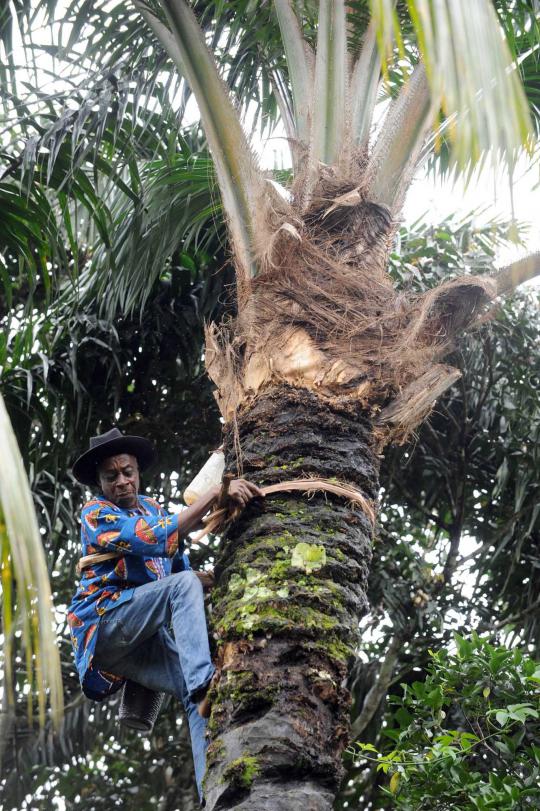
[
  {"x1": 195, "y1": 569, "x2": 215, "y2": 590},
  {"x1": 227, "y1": 478, "x2": 264, "y2": 508}
]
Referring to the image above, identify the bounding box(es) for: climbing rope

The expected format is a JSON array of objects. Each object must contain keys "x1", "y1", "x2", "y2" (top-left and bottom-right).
[{"x1": 191, "y1": 476, "x2": 376, "y2": 545}]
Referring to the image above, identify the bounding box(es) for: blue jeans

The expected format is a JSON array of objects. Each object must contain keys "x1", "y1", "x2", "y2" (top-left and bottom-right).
[{"x1": 93, "y1": 570, "x2": 215, "y2": 800}]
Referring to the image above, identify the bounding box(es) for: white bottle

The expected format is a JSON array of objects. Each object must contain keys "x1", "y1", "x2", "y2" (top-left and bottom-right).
[{"x1": 183, "y1": 448, "x2": 225, "y2": 505}]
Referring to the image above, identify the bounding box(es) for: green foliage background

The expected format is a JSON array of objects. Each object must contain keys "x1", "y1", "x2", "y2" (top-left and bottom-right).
[{"x1": 353, "y1": 635, "x2": 540, "y2": 810}]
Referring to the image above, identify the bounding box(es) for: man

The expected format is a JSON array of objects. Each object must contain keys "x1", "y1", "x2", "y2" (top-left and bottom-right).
[{"x1": 68, "y1": 427, "x2": 262, "y2": 801}]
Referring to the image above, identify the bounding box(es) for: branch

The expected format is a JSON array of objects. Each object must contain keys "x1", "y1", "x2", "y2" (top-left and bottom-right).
[
  {"x1": 391, "y1": 475, "x2": 451, "y2": 533},
  {"x1": 424, "y1": 421, "x2": 457, "y2": 516},
  {"x1": 491, "y1": 252, "x2": 540, "y2": 296},
  {"x1": 139, "y1": 0, "x2": 264, "y2": 283},
  {"x1": 351, "y1": 634, "x2": 402, "y2": 739},
  {"x1": 484, "y1": 596, "x2": 540, "y2": 631},
  {"x1": 442, "y1": 394, "x2": 468, "y2": 584}
]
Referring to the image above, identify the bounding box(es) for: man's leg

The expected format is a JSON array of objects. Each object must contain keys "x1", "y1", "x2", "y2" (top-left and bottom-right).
[
  {"x1": 95, "y1": 624, "x2": 208, "y2": 799},
  {"x1": 95, "y1": 570, "x2": 215, "y2": 698}
]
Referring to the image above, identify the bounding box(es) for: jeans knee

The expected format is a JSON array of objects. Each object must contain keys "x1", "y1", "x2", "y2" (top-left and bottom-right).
[{"x1": 169, "y1": 570, "x2": 202, "y2": 600}]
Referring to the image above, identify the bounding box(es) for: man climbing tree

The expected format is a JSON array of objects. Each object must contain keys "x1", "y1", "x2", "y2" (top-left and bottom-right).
[
  {"x1": 1, "y1": 2, "x2": 539, "y2": 810},
  {"x1": 68, "y1": 427, "x2": 262, "y2": 801}
]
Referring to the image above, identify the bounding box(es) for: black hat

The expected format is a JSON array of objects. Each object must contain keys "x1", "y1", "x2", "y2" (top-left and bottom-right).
[{"x1": 72, "y1": 428, "x2": 156, "y2": 486}]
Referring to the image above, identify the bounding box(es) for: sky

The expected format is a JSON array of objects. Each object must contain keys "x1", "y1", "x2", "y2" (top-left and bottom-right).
[{"x1": 403, "y1": 156, "x2": 540, "y2": 270}]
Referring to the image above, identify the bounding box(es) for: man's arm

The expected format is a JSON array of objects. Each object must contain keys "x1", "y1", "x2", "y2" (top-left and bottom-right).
[
  {"x1": 176, "y1": 485, "x2": 220, "y2": 536},
  {"x1": 83, "y1": 480, "x2": 263, "y2": 559},
  {"x1": 177, "y1": 479, "x2": 264, "y2": 536},
  {"x1": 177, "y1": 479, "x2": 263, "y2": 591}
]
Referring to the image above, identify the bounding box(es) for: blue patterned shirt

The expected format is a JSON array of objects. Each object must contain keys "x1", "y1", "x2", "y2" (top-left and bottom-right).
[{"x1": 68, "y1": 494, "x2": 190, "y2": 700}]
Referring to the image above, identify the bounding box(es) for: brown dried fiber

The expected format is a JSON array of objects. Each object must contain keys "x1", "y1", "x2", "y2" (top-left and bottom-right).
[{"x1": 206, "y1": 177, "x2": 497, "y2": 443}]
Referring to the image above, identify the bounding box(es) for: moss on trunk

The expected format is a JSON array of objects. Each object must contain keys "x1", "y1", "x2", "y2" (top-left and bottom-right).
[{"x1": 204, "y1": 385, "x2": 379, "y2": 810}]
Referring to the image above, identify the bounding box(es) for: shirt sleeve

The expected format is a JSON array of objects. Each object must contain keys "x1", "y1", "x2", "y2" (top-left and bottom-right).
[{"x1": 81, "y1": 500, "x2": 182, "y2": 559}]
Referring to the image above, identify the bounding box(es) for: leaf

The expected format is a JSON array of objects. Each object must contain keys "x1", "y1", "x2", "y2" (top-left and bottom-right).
[
  {"x1": 405, "y1": 0, "x2": 532, "y2": 171},
  {"x1": 522, "y1": 659, "x2": 537, "y2": 676},
  {"x1": 273, "y1": 0, "x2": 313, "y2": 144},
  {"x1": 453, "y1": 632, "x2": 473, "y2": 658},
  {"x1": 139, "y1": 0, "x2": 263, "y2": 281},
  {"x1": 506, "y1": 703, "x2": 539, "y2": 722},
  {"x1": 357, "y1": 742, "x2": 379, "y2": 753},
  {"x1": 0, "y1": 394, "x2": 63, "y2": 729}
]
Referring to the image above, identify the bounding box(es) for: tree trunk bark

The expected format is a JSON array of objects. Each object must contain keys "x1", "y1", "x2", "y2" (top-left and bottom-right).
[{"x1": 204, "y1": 384, "x2": 379, "y2": 810}]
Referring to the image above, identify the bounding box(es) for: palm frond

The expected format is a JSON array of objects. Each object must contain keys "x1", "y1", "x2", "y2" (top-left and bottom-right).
[
  {"x1": 0, "y1": 61, "x2": 200, "y2": 309},
  {"x1": 495, "y1": 0, "x2": 540, "y2": 73},
  {"x1": 370, "y1": 0, "x2": 534, "y2": 171},
  {"x1": 137, "y1": 0, "x2": 265, "y2": 283},
  {"x1": 274, "y1": 0, "x2": 314, "y2": 146},
  {"x1": 366, "y1": 63, "x2": 433, "y2": 210},
  {"x1": 350, "y1": 22, "x2": 381, "y2": 149},
  {"x1": 493, "y1": 251, "x2": 540, "y2": 295},
  {"x1": 0, "y1": 0, "x2": 37, "y2": 54},
  {"x1": 0, "y1": 394, "x2": 63, "y2": 732},
  {"x1": 84, "y1": 146, "x2": 225, "y2": 317},
  {"x1": 310, "y1": 0, "x2": 348, "y2": 167}
]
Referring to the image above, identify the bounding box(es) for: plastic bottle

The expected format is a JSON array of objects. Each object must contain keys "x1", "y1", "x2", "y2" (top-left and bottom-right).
[{"x1": 183, "y1": 447, "x2": 225, "y2": 505}]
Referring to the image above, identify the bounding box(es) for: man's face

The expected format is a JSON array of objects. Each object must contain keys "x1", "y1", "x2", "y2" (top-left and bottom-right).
[{"x1": 98, "y1": 453, "x2": 140, "y2": 509}]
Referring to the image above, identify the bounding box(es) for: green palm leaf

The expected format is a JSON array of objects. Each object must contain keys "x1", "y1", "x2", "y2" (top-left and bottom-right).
[
  {"x1": 85, "y1": 146, "x2": 224, "y2": 316},
  {"x1": 0, "y1": 394, "x2": 63, "y2": 735},
  {"x1": 370, "y1": 0, "x2": 534, "y2": 169}
]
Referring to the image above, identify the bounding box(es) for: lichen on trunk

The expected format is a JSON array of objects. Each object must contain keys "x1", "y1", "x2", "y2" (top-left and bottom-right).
[{"x1": 203, "y1": 385, "x2": 379, "y2": 810}]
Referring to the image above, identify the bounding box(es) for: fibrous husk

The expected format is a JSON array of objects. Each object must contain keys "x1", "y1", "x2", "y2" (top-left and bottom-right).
[
  {"x1": 374, "y1": 364, "x2": 463, "y2": 445},
  {"x1": 206, "y1": 167, "x2": 498, "y2": 445}
]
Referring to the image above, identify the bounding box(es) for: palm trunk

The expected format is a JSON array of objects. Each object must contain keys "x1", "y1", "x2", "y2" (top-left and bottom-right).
[{"x1": 204, "y1": 384, "x2": 379, "y2": 810}]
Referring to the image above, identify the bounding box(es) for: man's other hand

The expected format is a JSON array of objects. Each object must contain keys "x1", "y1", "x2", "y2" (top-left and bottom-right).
[{"x1": 228, "y1": 479, "x2": 264, "y2": 508}]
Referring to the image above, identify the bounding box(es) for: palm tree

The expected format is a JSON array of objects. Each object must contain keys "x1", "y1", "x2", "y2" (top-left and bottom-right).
[
  {"x1": 2, "y1": 1, "x2": 540, "y2": 808},
  {"x1": 123, "y1": 4, "x2": 539, "y2": 809}
]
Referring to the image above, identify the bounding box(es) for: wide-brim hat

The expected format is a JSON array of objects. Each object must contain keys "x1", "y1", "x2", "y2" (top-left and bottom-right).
[{"x1": 72, "y1": 427, "x2": 156, "y2": 486}]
